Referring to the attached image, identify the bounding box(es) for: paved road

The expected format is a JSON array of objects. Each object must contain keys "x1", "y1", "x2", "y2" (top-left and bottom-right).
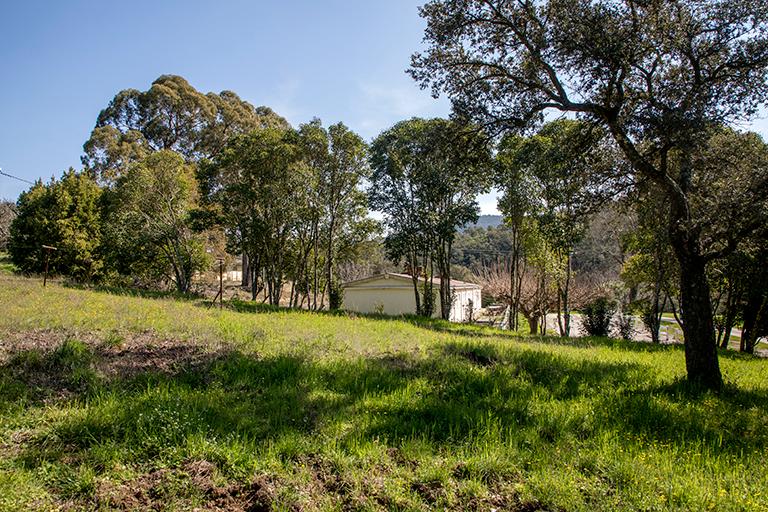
[{"x1": 542, "y1": 313, "x2": 766, "y2": 355}]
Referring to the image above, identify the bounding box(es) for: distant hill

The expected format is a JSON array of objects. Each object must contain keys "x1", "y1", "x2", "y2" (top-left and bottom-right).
[{"x1": 463, "y1": 215, "x2": 504, "y2": 230}]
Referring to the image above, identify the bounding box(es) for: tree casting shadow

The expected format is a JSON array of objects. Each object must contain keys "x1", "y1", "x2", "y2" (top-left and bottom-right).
[{"x1": 1, "y1": 337, "x2": 765, "y2": 475}]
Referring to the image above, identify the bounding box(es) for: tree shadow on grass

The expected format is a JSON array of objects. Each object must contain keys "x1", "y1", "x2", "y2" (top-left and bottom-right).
[
  {"x1": 222, "y1": 299, "x2": 283, "y2": 314},
  {"x1": 434, "y1": 342, "x2": 768, "y2": 452},
  {"x1": 2, "y1": 337, "x2": 766, "y2": 478},
  {"x1": 62, "y1": 281, "x2": 205, "y2": 303}
]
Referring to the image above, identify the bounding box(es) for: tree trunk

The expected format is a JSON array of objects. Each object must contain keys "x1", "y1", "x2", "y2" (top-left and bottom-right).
[
  {"x1": 671, "y1": 237, "x2": 722, "y2": 389},
  {"x1": 508, "y1": 228, "x2": 519, "y2": 331},
  {"x1": 242, "y1": 254, "x2": 251, "y2": 288},
  {"x1": 526, "y1": 314, "x2": 540, "y2": 335},
  {"x1": 326, "y1": 218, "x2": 337, "y2": 310},
  {"x1": 438, "y1": 240, "x2": 452, "y2": 321},
  {"x1": 740, "y1": 293, "x2": 766, "y2": 354},
  {"x1": 562, "y1": 252, "x2": 572, "y2": 338},
  {"x1": 719, "y1": 284, "x2": 737, "y2": 349},
  {"x1": 422, "y1": 253, "x2": 435, "y2": 318},
  {"x1": 508, "y1": 261, "x2": 515, "y2": 330},
  {"x1": 408, "y1": 251, "x2": 421, "y2": 315},
  {"x1": 311, "y1": 220, "x2": 319, "y2": 310},
  {"x1": 649, "y1": 275, "x2": 662, "y2": 344}
]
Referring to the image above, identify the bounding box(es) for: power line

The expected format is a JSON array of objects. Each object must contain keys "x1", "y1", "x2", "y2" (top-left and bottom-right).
[{"x1": 0, "y1": 168, "x2": 35, "y2": 185}]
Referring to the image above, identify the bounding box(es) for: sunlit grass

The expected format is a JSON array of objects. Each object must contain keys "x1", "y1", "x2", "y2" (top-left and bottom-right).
[{"x1": 0, "y1": 274, "x2": 766, "y2": 511}]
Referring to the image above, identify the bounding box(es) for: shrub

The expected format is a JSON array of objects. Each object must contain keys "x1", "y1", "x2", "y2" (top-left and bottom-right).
[
  {"x1": 580, "y1": 297, "x2": 617, "y2": 337},
  {"x1": 8, "y1": 170, "x2": 103, "y2": 280},
  {"x1": 328, "y1": 281, "x2": 344, "y2": 311}
]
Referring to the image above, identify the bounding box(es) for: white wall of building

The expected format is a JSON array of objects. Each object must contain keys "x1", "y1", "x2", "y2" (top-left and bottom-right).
[{"x1": 343, "y1": 275, "x2": 481, "y2": 322}]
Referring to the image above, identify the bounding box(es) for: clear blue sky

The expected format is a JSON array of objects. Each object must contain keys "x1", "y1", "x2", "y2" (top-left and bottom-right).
[
  {"x1": 2, "y1": 1, "x2": 767, "y2": 213},
  {"x1": 0, "y1": 1, "x2": 475, "y2": 205}
]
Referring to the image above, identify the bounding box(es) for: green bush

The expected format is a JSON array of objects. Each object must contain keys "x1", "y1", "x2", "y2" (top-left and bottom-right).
[
  {"x1": 8, "y1": 170, "x2": 103, "y2": 281},
  {"x1": 581, "y1": 297, "x2": 617, "y2": 337}
]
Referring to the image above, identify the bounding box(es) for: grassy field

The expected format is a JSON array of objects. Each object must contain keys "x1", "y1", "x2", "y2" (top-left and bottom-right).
[{"x1": 0, "y1": 274, "x2": 766, "y2": 511}]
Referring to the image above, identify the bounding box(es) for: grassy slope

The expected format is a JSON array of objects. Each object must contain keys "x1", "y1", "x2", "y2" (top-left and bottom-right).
[{"x1": 0, "y1": 275, "x2": 766, "y2": 511}]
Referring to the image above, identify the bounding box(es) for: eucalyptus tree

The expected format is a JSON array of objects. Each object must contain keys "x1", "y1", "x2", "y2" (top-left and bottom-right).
[
  {"x1": 369, "y1": 121, "x2": 433, "y2": 315},
  {"x1": 287, "y1": 120, "x2": 373, "y2": 311},
  {"x1": 411, "y1": 0, "x2": 768, "y2": 388},
  {"x1": 495, "y1": 139, "x2": 536, "y2": 330},
  {"x1": 211, "y1": 127, "x2": 304, "y2": 304},
  {"x1": 109, "y1": 151, "x2": 209, "y2": 293},
  {"x1": 83, "y1": 75, "x2": 288, "y2": 184},
  {"x1": 293, "y1": 120, "x2": 328, "y2": 309},
  {"x1": 497, "y1": 120, "x2": 613, "y2": 335},
  {"x1": 369, "y1": 118, "x2": 491, "y2": 319},
  {"x1": 322, "y1": 123, "x2": 372, "y2": 309}
]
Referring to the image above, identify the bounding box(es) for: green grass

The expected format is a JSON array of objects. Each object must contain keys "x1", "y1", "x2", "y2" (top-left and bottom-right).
[
  {"x1": 0, "y1": 274, "x2": 766, "y2": 511},
  {"x1": 0, "y1": 253, "x2": 15, "y2": 275}
]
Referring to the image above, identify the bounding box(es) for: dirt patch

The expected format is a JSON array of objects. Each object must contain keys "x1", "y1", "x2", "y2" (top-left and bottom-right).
[
  {"x1": 0, "y1": 329, "x2": 72, "y2": 359},
  {"x1": 410, "y1": 479, "x2": 445, "y2": 505},
  {"x1": 300, "y1": 454, "x2": 360, "y2": 509},
  {"x1": 94, "y1": 334, "x2": 229, "y2": 379},
  {"x1": 0, "y1": 329, "x2": 234, "y2": 405},
  {"x1": 0, "y1": 328, "x2": 230, "y2": 378},
  {"x1": 92, "y1": 461, "x2": 275, "y2": 512},
  {"x1": 386, "y1": 447, "x2": 419, "y2": 469},
  {"x1": 374, "y1": 354, "x2": 413, "y2": 371}
]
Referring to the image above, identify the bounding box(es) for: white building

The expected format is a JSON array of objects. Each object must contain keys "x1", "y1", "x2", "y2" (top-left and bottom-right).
[{"x1": 342, "y1": 273, "x2": 482, "y2": 322}]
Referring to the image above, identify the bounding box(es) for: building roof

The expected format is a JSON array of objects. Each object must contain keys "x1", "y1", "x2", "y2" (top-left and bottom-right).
[{"x1": 342, "y1": 272, "x2": 482, "y2": 290}]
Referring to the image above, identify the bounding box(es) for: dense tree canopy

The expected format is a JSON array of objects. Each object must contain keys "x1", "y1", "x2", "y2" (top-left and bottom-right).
[
  {"x1": 411, "y1": 0, "x2": 768, "y2": 388},
  {"x1": 369, "y1": 117, "x2": 491, "y2": 319},
  {"x1": 210, "y1": 127, "x2": 304, "y2": 304},
  {"x1": 9, "y1": 170, "x2": 103, "y2": 280},
  {"x1": 497, "y1": 119, "x2": 618, "y2": 335},
  {"x1": 83, "y1": 75, "x2": 289, "y2": 184},
  {"x1": 107, "y1": 151, "x2": 210, "y2": 293},
  {"x1": 4, "y1": 54, "x2": 767, "y2": 387},
  {"x1": 207, "y1": 121, "x2": 375, "y2": 307}
]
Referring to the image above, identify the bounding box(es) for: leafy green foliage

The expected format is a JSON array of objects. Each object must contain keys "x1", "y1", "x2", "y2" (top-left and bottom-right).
[
  {"x1": 211, "y1": 127, "x2": 305, "y2": 303},
  {"x1": 8, "y1": 170, "x2": 103, "y2": 280},
  {"x1": 369, "y1": 118, "x2": 491, "y2": 318},
  {"x1": 323, "y1": 122, "x2": 373, "y2": 309},
  {"x1": 581, "y1": 297, "x2": 617, "y2": 337},
  {"x1": 107, "y1": 151, "x2": 210, "y2": 293},
  {"x1": 493, "y1": 120, "x2": 614, "y2": 334},
  {"x1": 410, "y1": 0, "x2": 768, "y2": 388},
  {"x1": 498, "y1": 120, "x2": 611, "y2": 254},
  {"x1": 83, "y1": 75, "x2": 289, "y2": 184},
  {"x1": 452, "y1": 225, "x2": 516, "y2": 269}
]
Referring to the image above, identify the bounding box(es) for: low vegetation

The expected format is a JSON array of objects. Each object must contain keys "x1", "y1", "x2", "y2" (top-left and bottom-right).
[{"x1": 0, "y1": 274, "x2": 765, "y2": 511}]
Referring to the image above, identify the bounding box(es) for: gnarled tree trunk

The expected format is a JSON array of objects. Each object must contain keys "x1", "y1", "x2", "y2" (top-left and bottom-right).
[{"x1": 670, "y1": 234, "x2": 722, "y2": 389}]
